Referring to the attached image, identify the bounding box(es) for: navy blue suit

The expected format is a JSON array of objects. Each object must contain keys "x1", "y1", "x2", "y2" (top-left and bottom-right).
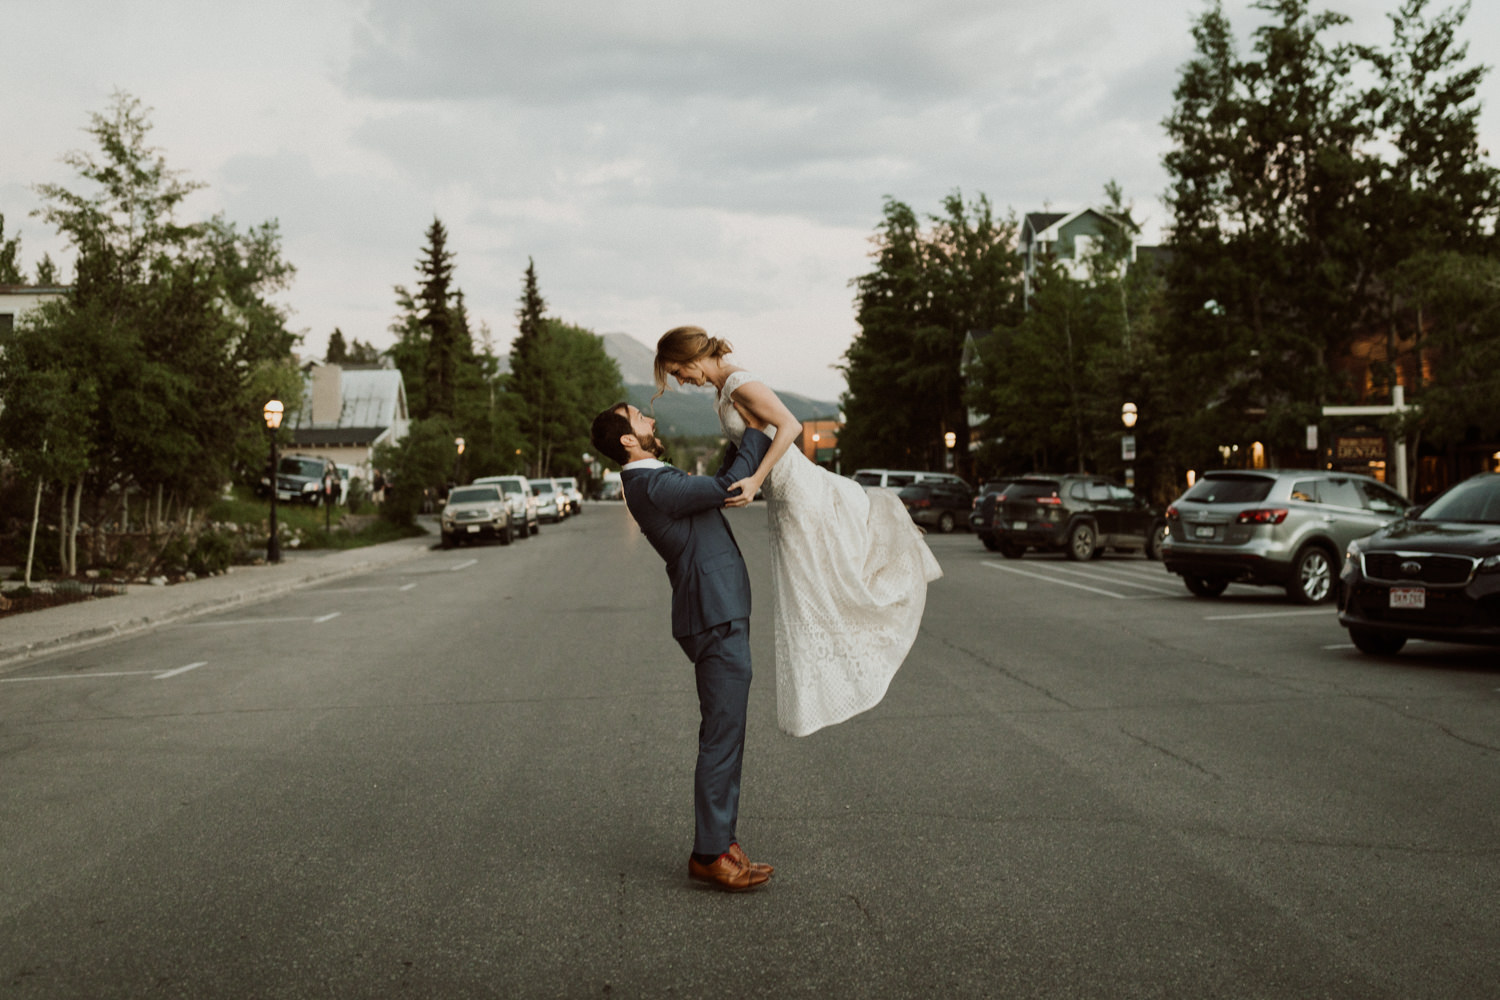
[{"x1": 621, "y1": 428, "x2": 772, "y2": 856}]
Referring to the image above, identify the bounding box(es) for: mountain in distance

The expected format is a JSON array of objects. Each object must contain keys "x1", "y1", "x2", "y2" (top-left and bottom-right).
[{"x1": 599, "y1": 332, "x2": 841, "y2": 438}]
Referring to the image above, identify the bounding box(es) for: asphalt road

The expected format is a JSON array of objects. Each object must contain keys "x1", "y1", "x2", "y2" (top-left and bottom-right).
[{"x1": 2, "y1": 503, "x2": 1497, "y2": 999}]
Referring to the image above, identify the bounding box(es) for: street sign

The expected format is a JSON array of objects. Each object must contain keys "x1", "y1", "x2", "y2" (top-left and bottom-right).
[{"x1": 1121, "y1": 435, "x2": 1136, "y2": 461}]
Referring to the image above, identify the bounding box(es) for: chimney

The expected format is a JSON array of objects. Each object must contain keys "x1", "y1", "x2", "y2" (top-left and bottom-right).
[{"x1": 311, "y1": 363, "x2": 342, "y2": 426}]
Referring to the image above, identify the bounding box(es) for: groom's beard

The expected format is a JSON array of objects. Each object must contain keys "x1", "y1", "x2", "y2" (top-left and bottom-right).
[{"x1": 638, "y1": 431, "x2": 663, "y2": 457}]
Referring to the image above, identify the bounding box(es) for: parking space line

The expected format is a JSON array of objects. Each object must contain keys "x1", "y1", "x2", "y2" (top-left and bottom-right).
[
  {"x1": 1036, "y1": 563, "x2": 1181, "y2": 594},
  {"x1": 156, "y1": 661, "x2": 208, "y2": 680},
  {"x1": 450, "y1": 559, "x2": 477, "y2": 571},
  {"x1": 1203, "y1": 609, "x2": 1334, "y2": 621},
  {"x1": 983, "y1": 562, "x2": 1154, "y2": 599},
  {"x1": 400, "y1": 582, "x2": 417, "y2": 591}
]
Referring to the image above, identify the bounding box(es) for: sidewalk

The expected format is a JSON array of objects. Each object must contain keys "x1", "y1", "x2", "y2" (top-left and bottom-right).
[{"x1": 0, "y1": 529, "x2": 435, "y2": 673}]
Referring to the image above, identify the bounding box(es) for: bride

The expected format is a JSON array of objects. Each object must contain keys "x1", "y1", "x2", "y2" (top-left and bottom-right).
[{"x1": 654, "y1": 326, "x2": 942, "y2": 737}]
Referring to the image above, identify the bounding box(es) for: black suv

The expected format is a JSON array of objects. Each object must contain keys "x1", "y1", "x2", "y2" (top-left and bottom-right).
[
  {"x1": 988, "y1": 474, "x2": 1166, "y2": 561},
  {"x1": 259, "y1": 453, "x2": 336, "y2": 506},
  {"x1": 970, "y1": 479, "x2": 1020, "y2": 551}
]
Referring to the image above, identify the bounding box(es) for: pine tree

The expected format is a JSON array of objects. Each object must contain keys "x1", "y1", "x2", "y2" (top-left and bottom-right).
[{"x1": 417, "y1": 218, "x2": 457, "y2": 418}]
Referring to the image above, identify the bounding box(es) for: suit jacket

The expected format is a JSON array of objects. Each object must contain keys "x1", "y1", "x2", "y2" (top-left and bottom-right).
[{"x1": 621, "y1": 429, "x2": 772, "y2": 638}]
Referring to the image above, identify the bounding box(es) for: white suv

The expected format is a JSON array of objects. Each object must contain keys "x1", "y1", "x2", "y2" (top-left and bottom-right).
[
  {"x1": 852, "y1": 468, "x2": 971, "y2": 490},
  {"x1": 471, "y1": 475, "x2": 540, "y2": 538}
]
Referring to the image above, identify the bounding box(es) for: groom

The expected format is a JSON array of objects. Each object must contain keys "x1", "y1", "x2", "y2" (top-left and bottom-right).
[{"x1": 590, "y1": 401, "x2": 775, "y2": 892}]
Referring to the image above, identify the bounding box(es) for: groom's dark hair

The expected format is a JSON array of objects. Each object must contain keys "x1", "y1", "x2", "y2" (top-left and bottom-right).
[{"x1": 590, "y1": 403, "x2": 632, "y2": 465}]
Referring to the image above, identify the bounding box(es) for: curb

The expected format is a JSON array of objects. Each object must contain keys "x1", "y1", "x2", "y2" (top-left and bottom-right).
[{"x1": 0, "y1": 538, "x2": 433, "y2": 671}]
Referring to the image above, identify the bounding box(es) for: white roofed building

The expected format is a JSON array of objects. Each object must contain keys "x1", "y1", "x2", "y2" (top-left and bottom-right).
[{"x1": 285, "y1": 362, "x2": 410, "y2": 482}]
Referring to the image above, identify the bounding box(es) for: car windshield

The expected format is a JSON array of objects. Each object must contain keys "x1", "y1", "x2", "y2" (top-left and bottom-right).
[
  {"x1": 498, "y1": 481, "x2": 522, "y2": 494},
  {"x1": 1181, "y1": 475, "x2": 1274, "y2": 503},
  {"x1": 852, "y1": 472, "x2": 882, "y2": 486},
  {"x1": 279, "y1": 457, "x2": 325, "y2": 478},
  {"x1": 530, "y1": 483, "x2": 555, "y2": 495},
  {"x1": 1419, "y1": 476, "x2": 1500, "y2": 523},
  {"x1": 448, "y1": 487, "x2": 500, "y2": 504}
]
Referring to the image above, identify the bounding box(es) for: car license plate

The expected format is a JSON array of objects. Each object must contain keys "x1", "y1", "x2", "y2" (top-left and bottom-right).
[
  {"x1": 1194, "y1": 525, "x2": 1216, "y2": 539},
  {"x1": 1389, "y1": 586, "x2": 1425, "y2": 609},
  {"x1": 1012, "y1": 520, "x2": 1028, "y2": 531},
  {"x1": 467, "y1": 525, "x2": 481, "y2": 533}
]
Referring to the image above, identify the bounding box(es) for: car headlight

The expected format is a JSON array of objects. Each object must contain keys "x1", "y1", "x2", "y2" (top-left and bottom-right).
[
  {"x1": 302, "y1": 482, "x2": 318, "y2": 493},
  {"x1": 1481, "y1": 554, "x2": 1500, "y2": 572},
  {"x1": 1344, "y1": 539, "x2": 1363, "y2": 569}
]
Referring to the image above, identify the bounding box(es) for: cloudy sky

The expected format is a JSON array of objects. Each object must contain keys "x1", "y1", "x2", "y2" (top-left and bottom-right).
[{"x1": 4, "y1": 1, "x2": 1497, "y2": 402}]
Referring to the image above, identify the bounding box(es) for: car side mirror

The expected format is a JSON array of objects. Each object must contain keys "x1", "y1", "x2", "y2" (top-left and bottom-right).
[{"x1": 1405, "y1": 504, "x2": 1426, "y2": 519}]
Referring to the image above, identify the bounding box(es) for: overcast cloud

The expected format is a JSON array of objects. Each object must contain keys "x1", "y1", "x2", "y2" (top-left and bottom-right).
[{"x1": 4, "y1": 0, "x2": 1497, "y2": 401}]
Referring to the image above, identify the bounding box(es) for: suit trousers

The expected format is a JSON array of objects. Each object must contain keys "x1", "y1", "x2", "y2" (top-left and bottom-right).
[{"x1": 676, "y1": 618, "x2": 752, "y2": 856}]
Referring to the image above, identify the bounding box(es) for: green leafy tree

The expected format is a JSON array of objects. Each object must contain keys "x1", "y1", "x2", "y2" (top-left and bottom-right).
[
  {"x1": 1, "y1": 91, "x2": 300, "y2": 573},
  {"x1": 0, "y1": 212, "x2": 23, "y2": 283},
  {"x1": 843, "y1": 193, "x2": 1021, "y2": 478}
]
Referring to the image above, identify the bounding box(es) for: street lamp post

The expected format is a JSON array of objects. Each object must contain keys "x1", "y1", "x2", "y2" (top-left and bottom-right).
[
  {"x1": 944, "y1": 430, "x2": 956, "y2": 471},
  {"x1": 453, "y1": 437, "x2": 466, "y2": 488},
  {"x1": 1121, "y1": 402, "x2": 1138, "y2": 488},
  {"x1": 263, "y1": 399, "x2": 284, "y2": 563}
]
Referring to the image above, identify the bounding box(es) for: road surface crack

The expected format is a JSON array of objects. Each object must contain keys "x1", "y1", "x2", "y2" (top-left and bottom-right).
[{"x1": 1120, "y1": 727, "x2": 1222, "y2": 780}]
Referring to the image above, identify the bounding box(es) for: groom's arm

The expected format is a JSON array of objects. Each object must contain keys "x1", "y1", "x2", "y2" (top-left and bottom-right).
[{"x1": 646, "y1": 430, "x2": 772, "y2": 519}]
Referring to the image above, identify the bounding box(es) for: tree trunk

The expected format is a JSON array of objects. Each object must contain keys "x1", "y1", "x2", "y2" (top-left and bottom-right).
[
  {"x1": 58, "y1": 488, "x2": 67, "y2": 574},
  {"x1": 68, "y1": 476, "x2": 83, "y2": 577},
  {"x1": 24, "y1": 478, "x2": 43, "y2": 587}
]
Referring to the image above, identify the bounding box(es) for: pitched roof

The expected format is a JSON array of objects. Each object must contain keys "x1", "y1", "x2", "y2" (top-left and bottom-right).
[
  {"x1": 286, "y1": 426, "x2": 391, "y2": 447},
  {"x1": 295, "y1": 368, "x2": 407, "y2": 429}
]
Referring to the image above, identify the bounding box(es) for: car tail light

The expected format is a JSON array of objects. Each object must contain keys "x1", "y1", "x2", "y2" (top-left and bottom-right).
[
  {"x1": 1166, "y1": 505, "x2": 1179, "y2": 520},
  {"x1": 911, "y1": 498, "x2": 931, "y2": 508},
  {"x1": 1036, "y1": 495, "x2": 1062, "y2": 505},
  {"x1": 996, "y1": 494, "x2": 1007, "y2": 502},
  {"x1": 1236, "y1": 508, "x2": 1289, "y2": 525}
]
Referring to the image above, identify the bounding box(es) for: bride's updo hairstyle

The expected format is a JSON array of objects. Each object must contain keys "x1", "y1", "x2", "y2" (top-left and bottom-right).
[{"x1": 652, "y1": 325, "x2": 733, "y2": 403}]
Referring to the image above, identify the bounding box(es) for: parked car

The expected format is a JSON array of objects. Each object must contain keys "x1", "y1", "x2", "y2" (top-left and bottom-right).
[
  {"x1": 529, "y1": 478, "x2": 567, "y2": 523},
  {"x1": 989, "y1": 474, "x2": 1166, "y2": 561},
  {"x1": 897, "y1": 480, "x2": 975, "y2": 533},
  {"x1": 853, "y1": 468, "x2": 971, "y2": 490},
  {"x1": 1162, "y1": 469, "x2": 1409, "y2": 604},
  {"x1": 555, "y1": 476, "x2": 584, "y2": 515},
  {"x1": 441, "y1": 484, "x2": 512, "y2": 548},
  {"x1": 597, "y1": 477, "x2": 623, "y2": 501},
  {"x1": 472, "y1": 475, "x2": 540, "y2": 537},
  {"x1": 969, "y1": 479, "x2": 1020, "y2": 551},
  {"x1": 1338, "y1": 472, "x2": 1500, "y2": 654},
  {"x1": 259, "y1": 454, "x2": 337, "y2": 506}
]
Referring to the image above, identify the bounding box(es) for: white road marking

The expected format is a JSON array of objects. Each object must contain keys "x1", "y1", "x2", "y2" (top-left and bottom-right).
[
  {"x1": 1, "y1": 670, "x2": 161, "y2": 684},
  {"x1": 313, "y1": 612, "x2": 341, "y2": 624},
  {"x1": 156, "y1": 661, "x2": 208, "y2": 680},
  {"x1": 184, "y1": 614, "x2": 339, "y2": 627},
  {"x1": 1204, "y1": 609, "x2": 1335, "y2": 621},
  {"x1": 983, "y1": 562, "x2": 1152, "y2": 600},
  {"x1": 450, "y1": 559, "x2": 478, "y2": 571},
  {"x1": 312, "y1": 585, "x2": 415, "y2": 593},
  {"x1": 400, "y1": 582, "x2": 417, "y2": 591},
  {"x1": 1323, "y1": 643, "x2": 1355, "y2": 650},
  {"x1": 1037, "y1": 562, "x2": 1181, "y2": 594}
]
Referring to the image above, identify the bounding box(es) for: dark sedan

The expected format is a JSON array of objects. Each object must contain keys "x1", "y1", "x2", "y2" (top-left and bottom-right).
[
  {"x1": 1338, "y1": 472, "x2": 1500, "y2": 655},
  {"x1": 898, "y1": 481, "x2": 975, "y2": 533}
]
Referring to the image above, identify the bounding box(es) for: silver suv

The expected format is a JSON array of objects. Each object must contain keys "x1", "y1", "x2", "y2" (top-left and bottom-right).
[
  {"x1": 1161, "y1": 470, "x2": 1410, "y2": 603},
  {"x1": 471, "y1": 475, "x2": 540, "y2": 539}
]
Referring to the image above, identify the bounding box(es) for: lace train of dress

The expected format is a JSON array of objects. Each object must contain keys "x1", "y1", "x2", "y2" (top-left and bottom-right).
[{"x1": 717, "y1": 372, "x2": 942, "y2": 736}]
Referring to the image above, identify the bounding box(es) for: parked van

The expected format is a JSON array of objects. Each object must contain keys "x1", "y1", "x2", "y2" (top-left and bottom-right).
[{"x1": 851, "y1": 468, "x2": 971, "y2": 490}]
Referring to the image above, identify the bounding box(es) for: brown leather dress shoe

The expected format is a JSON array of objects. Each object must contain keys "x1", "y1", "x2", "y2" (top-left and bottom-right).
[
  {"x1": 688, "y1": 852, "x2": 770, "y2": 892},
  {"x1": 728, "y1": 842, "x2": 774, "y2": 877}
]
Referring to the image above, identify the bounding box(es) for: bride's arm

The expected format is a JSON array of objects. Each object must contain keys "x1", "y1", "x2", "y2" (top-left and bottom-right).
[{"x1": 723, "y1": 380, "x2": 801, "y2": 505}]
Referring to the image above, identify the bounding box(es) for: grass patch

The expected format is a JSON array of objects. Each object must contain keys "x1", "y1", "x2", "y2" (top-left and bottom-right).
[{"x1": 208, "y1": 487, "x2": 427, "y2": 553}]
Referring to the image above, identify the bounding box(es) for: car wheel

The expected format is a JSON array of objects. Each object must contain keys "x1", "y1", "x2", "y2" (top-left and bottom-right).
[
  {"x1": 1146, "y1": 522, "x2": 1168, "y2": 561},
  {"x1": 1287, "y1": 544, "x2": 1335, "y2": 604},
  {"x1": 440, "y1": 532, "x2": 453, "y2": 550},
  {"x1": 1066, "y1": 522, "x2": 1096, "y2": 561},
  {"x1": 980, "y1": 533, "x2": 1001, "y2": 552},
  {"x1": 1349, "y1": 628, "x2": 1407, "y2": 655},
  {"x1": 1184, "y1": 575, "x2": 1228, "y2": 598},
  {"x1": 938, "y1": 511, "x2": 956, "y2": 534},
  {"x1": 529, "y1": 518, "x2": 540, "y2": 536},
  {"x1": 999, "y1": 542, "x2": 1025, "y2": 559}
]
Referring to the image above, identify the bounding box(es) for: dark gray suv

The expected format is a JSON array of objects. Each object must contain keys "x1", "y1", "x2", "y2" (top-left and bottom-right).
[
  {"x1": 987, "y1": 474, "x2": 1166, "y2": 561},
  {"x1": 1162, "y1": 469, "x2": 1410, "y2": 604}
]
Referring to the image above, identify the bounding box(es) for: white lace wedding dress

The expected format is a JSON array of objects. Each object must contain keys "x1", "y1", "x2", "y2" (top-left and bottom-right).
[{"x1": 717, "y1": 371, "x2": 943, "y2": 737}]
